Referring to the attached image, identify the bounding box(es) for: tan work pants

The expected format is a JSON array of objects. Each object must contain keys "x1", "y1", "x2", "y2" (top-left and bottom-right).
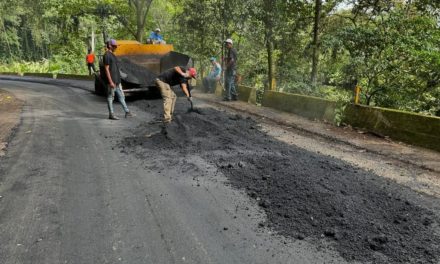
[{"x1": 156, "y1": 79, "x2": 177, "y2": 123}]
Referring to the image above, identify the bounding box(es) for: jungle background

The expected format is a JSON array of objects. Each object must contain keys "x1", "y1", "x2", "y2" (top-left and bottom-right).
[{"x1": 0, "y1": 0, "x2": 439, "y2": 115}]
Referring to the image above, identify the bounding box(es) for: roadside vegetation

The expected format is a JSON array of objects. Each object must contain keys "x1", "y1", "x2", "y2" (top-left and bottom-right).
[{"x1": 0, "y1": 0, "x2": 439, "y2": 115}]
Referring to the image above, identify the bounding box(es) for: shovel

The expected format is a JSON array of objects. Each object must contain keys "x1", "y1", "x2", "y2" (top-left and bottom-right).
[{"x1": 187, "y1": 98, "x2": 203, "y2": 114}]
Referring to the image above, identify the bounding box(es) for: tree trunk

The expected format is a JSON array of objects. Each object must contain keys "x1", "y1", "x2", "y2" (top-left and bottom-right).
[
  {"x1": 310, "y1": 0, "x2": 322, "y2": 85},
  {"x1": 135, "y1": 4, "x2": 144, "y2": 42},
  {"x1": 264, "y1": 0, "x2": 276, "y2": 91},
  {"x1": 91, "y1": 27, "x2": 95, "y2": 52},
  {"x1": 266, "y1": 40, "x2": 275, "y2": 91},
  {"x1": 2, "y1": 20, "x2": 13, "y2": 60},
  {"x1": 102, "y1": 25, "x2": 107, "y2": 44},
  {"x1": 132, "y1": 0, "x2": 153, "y2": 42}
]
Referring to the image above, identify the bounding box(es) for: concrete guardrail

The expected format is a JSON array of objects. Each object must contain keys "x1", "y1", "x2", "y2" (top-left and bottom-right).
[
  {"x1": 262, "y1": 90, "x2": 440, "y2": 152},
  {"x1": 17, "y1": 72, "x2": 93, "y2": 80},
  {"x1": 213, "y1": 83, "x2": 257, "y2": 104},
  {"x1": 344, "y1": 104, "x2": 440, "y2": 152},
  {"x1": 0, "y1": 72, "x2": 22, "y2": 76},
  {"x1": 262, "y1": 90, "x2": 337, "y2": 121},
  {"x1": 56, "y1": 73, "x2": 94, "y2": 81},
  {"x1": 23, "y1": 72, "x2": 54, "y2": 78}
]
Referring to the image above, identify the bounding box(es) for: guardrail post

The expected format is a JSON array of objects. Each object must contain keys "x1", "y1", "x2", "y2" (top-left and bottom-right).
[{"x1": 354, "y1": 85, "x2": 361, "y2": 105}]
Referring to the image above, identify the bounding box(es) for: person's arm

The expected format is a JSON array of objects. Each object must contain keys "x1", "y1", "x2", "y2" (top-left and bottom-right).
[
  {"x1": 180, "y1": 82, "x2": 191, "y2": 98},
  {"x1": 174, "y1": 66, "x2": 188, "y2": 77},
  {"x1": 103, "y1": 54, "x2": 115, "y2": 88},
  {"x1": 105, "y1": 65, "x2": 115, "y2": 88}
]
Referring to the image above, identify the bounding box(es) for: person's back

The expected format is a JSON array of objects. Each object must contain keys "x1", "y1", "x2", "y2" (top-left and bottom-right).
[
  {"x1": 158, "y1": 67, "x2": 188, "y2": 87},
  {"x1": 155, "y1": 66, "x2": 196, "y2": 124}
]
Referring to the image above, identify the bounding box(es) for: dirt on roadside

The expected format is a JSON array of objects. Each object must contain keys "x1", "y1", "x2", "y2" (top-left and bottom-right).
[
  {"x1": 0, "y1": 89, "x2": 23, "y2": 157},
  {"x1": 120, "y1": 100, "x2": 440, "y2": 264}
]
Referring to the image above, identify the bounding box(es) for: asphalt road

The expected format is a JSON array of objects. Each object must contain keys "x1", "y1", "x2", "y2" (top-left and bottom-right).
[{"x1": 0, "y1": 80, "x2": 439, "y2": 264}]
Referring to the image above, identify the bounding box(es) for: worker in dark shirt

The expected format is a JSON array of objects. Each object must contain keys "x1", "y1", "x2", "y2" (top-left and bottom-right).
[
  {"x1": 155, "y1": 66, "x2": 197, "y2": 124},
  {"x1": 224, "y1": 38, "x2": 238, "y2": 101},
  {"x1": 103, "y1": 39, "x2": 132, "y2": 120}
]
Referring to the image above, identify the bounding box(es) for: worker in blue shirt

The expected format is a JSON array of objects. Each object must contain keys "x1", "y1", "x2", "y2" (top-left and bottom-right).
[
  {"x1": 203, "y1": 57, "x2": 222, "y2": 93},
  {"x1": 147, "y1": 28, "x2": 165, "y2": 44}
]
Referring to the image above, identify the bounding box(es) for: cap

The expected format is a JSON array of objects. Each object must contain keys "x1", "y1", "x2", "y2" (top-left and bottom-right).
[
  {"x1": 155, "y1": 28, "x2": 161, "y2": 32},
  {"x1": 109, "y1": 39, "x2": 118, "y2": 46},
  {"x1": 209, "y1": 57, "x2": 216, "y2": 62},
  {"x1": 188, "y1": 68, "x2": 197, "y2": 79},
  {"x1": 225, "y1": 39, "x2": 233, "y2": 44}
]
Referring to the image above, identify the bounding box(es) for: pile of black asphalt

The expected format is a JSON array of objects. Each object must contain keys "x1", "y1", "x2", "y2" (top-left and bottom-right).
[{"x1": 120, "y1": 99, "x2": 440, "y2": 264}]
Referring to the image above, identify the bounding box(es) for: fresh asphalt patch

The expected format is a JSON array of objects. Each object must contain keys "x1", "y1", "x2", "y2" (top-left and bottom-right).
[{"x1": 120, "y1": 99, "x2": 440, "y2": 264}]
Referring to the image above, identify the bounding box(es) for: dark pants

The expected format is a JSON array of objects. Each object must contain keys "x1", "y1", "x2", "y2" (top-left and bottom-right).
[
  {"x1": 224, "y1": 70, "x2": 237, "y2": 100},
  {"x1": 87, "y1": 63, "x2": 96, "y2": 75}
]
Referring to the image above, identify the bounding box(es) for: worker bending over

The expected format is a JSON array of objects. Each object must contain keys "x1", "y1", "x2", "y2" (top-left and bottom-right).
[{"x1": 155, "y1": 66, "x2": 197, "y2": 124}]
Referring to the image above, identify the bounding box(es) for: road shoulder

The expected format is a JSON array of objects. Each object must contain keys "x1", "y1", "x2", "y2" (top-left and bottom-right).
[
  {"x1": 0, "y1": 89, "x2": 23, "y2": 157},
  {"x1": 195, "y1": 91, "x2": 440, "y2": 173}
]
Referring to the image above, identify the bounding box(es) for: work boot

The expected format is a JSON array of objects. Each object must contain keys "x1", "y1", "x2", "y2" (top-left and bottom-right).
[
  {"x1": 125, "y1": 111, "x2": 134, "y2": 118},
  {"x1": 109, "y1": 114, "x2": 119, "y2": 120},
  {"x1": 161, "y1": 124, "x2": 169, "y2": 135}
]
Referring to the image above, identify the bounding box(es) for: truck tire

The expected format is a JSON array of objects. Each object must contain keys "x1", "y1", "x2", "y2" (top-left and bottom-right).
[{"x1": 94, "y1": 76, "x2": 106, "y2": 96}]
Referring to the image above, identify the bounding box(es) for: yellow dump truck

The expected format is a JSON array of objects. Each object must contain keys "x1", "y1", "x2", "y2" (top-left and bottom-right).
[{"x1": 95, "y1": 40, "x2": 193, "y2": 96}]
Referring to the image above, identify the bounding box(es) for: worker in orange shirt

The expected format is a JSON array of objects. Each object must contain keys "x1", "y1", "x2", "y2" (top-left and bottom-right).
[{"x1": 86, "y1": 48, "x2": 96, "y2": 75}]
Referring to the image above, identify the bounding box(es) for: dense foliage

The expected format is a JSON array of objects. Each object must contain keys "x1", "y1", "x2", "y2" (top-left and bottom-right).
[{"x1": 0, "y1": 0, "x2": 439, "y2": 115}]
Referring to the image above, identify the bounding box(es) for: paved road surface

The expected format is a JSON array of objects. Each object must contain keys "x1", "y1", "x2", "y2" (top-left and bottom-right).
[
  {"x1": 0, "y1": 81, "x2": 348, "y2": 263},
  {"x1": 0, "y1": 80, "x2": 439, "y2": 264}
]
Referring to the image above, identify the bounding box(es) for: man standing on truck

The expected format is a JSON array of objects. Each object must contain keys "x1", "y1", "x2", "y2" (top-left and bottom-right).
[
  {"x1": 155, "y1": 66, "x2": 197, "y2": 124},
  {"x1": 223, "y1": 38, "x2": 238, "y2": 101},
  {"x1": 147, "y1": 28, "x2": 166, "y2": 44},
  {"x1": 103, "y1": 39, "x2": 133, "y2": 120},
  {"x1": 86, "y1": 48, "x2": 96, "y2": 75}
]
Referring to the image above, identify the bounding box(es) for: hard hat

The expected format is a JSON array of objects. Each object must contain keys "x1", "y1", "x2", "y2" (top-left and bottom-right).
[
  {"x1": 225, "y1": 39, "x2": 233, "y2": 44},
  {"x1": 188, "y1": 68, "x2": 197, "y2": 79},
  {"x1": 209, "y1": 57, "x2": 216, "y2": 61},
  {"x1": 155, "y1": 28, "x2": 161, "y2": 32}
]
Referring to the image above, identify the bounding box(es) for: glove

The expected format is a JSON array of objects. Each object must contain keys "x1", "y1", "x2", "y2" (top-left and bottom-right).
[
  {"x1": 187, "y1": 96, "x2": 193, "y2": 102},
  {"x1": 119, "y1": 70, "x2": 128, "y2": 78}
]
